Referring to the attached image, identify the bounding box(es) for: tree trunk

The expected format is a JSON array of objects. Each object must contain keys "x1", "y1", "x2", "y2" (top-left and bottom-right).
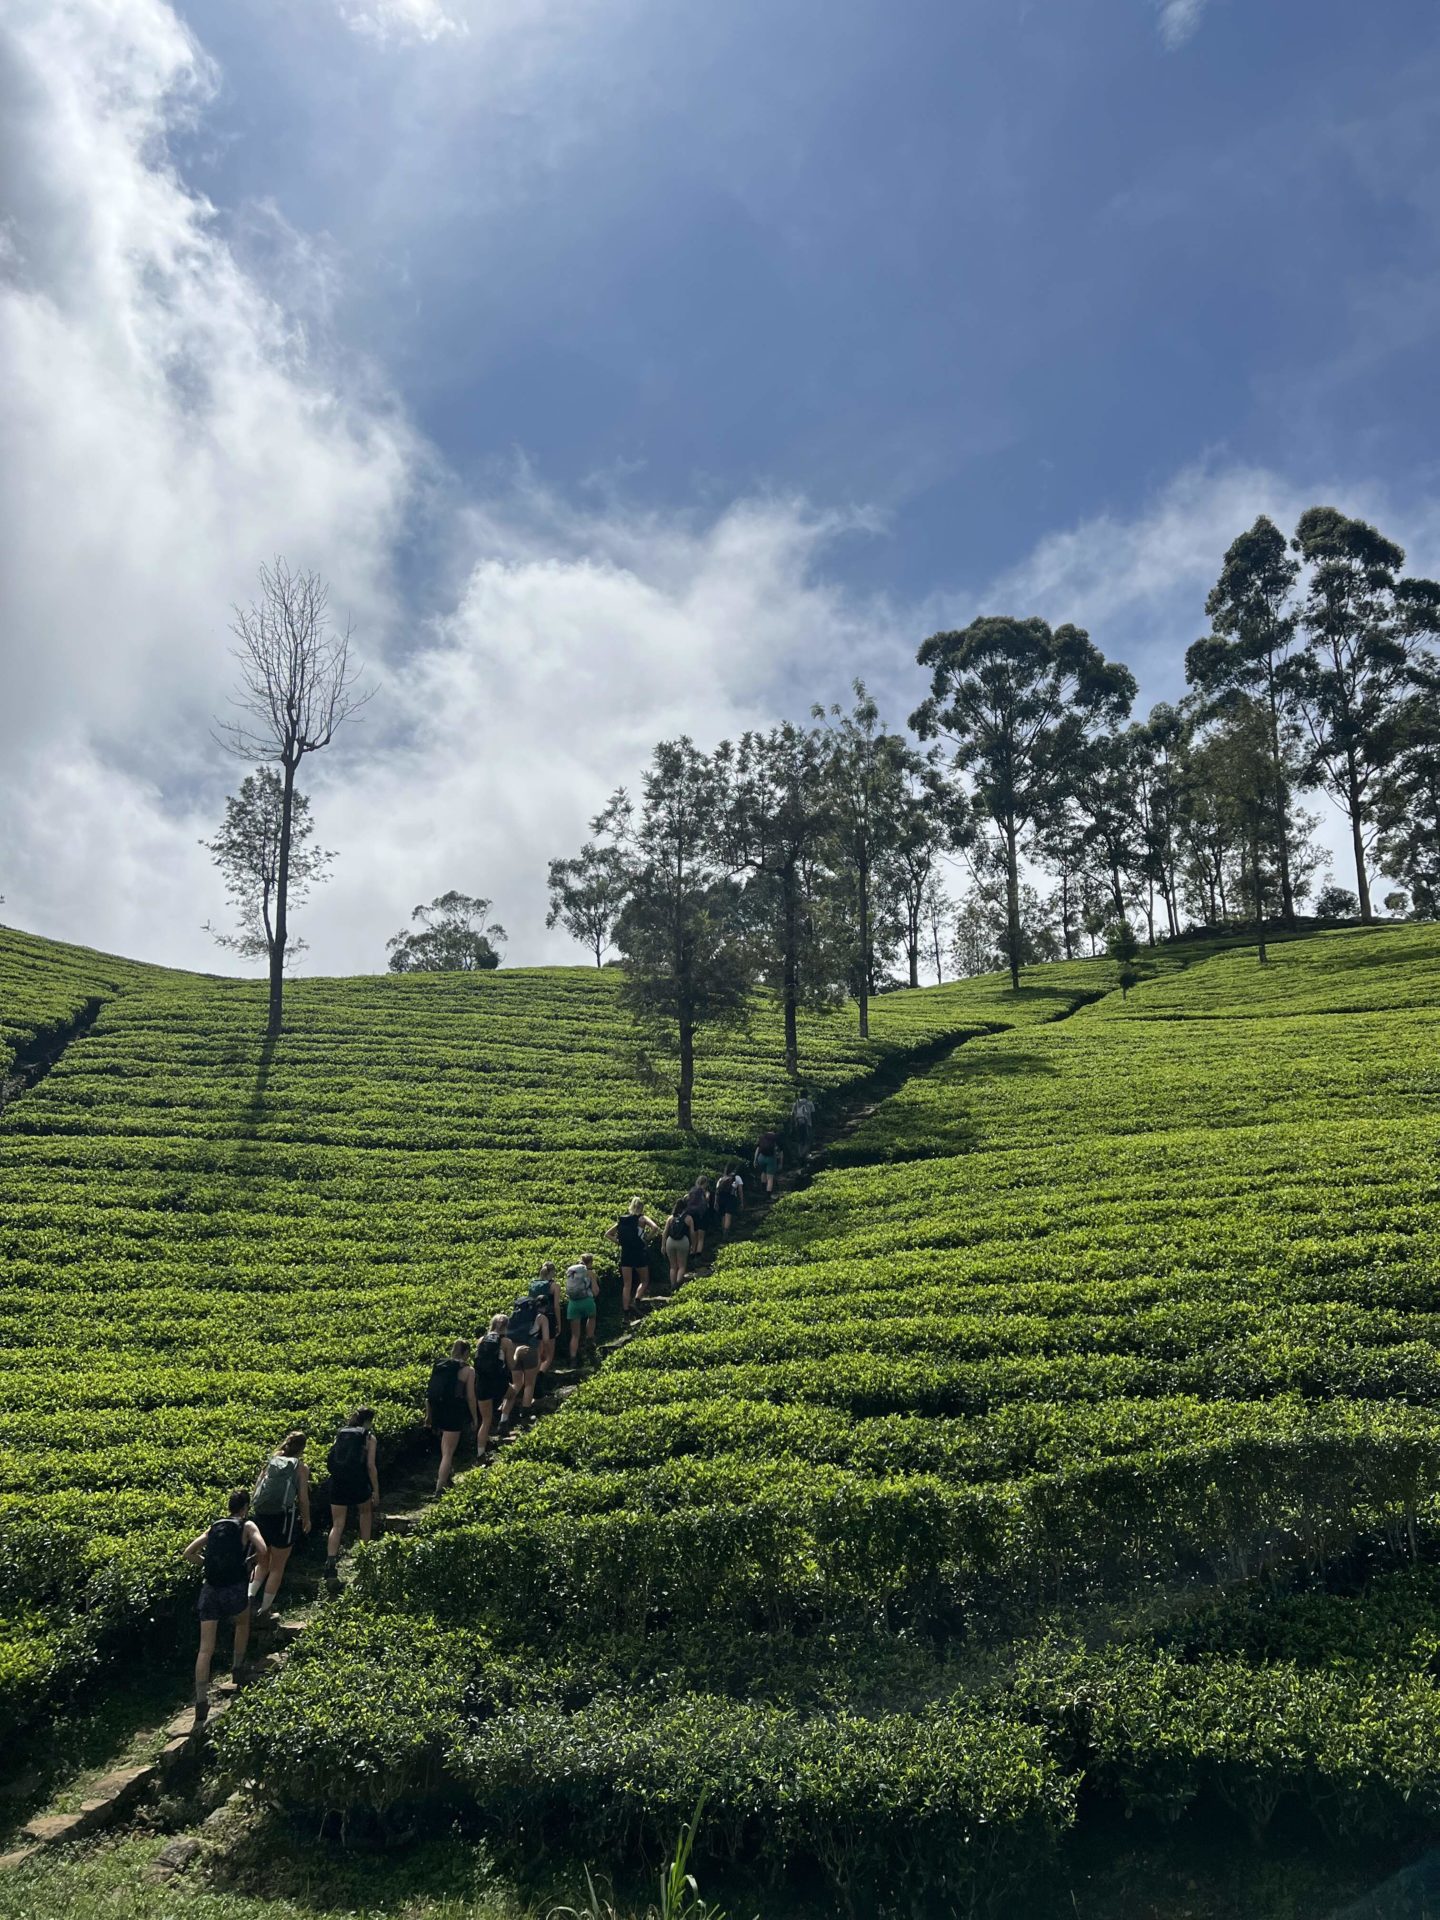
[
  {"x1": 782, "y1": 865, "x2": 800, "y2": 1077},
  {"x1": 677, "y1": 1016, "x2": 694, "y2": 1131},
  {"x1": 1060, "y1": 872, "x2": 1074, "y2": 961},
  {"x1": 268, "y1": 759, "x2": 295, "y2": 1040},
  {"x1": 1347, "y1": 750, "x2": 1373, "y2": 921},
  {"x1": 1253, "y1": 830, "x2": 1268, "y2": 966},
  {"x1": 931, "y1": 921, "x2": 943, "y2": 985},
  {"x1": 857, "y1": 849, "x2": 871, "y2": 1038},
  {"x1": 1266, "y1": 675, "x2": 1296, "y2": 930},
  {"x1": 1004, "y1": 820, "x2": 1021, "y2": 992}
]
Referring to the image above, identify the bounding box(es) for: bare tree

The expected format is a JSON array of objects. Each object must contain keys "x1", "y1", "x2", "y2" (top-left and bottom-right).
[{"x1": 215, "y1": 560, "x2": 371, "y2": 1037}]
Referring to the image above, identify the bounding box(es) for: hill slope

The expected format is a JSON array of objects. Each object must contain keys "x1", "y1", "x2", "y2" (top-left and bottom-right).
[
  {"x1": 227, "y1": 926, "x2": 1440, "y2": 1909},
  {"x1": 0, "y1": 926, "x2": 1109, "y2": 1741}
]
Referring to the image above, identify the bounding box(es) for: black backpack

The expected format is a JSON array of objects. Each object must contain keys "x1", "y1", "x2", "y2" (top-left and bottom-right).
[
  {"x1": 427, "y1": 1357, "x2": 463, "y2": 1406},
  {"x1": 717, "y1": 1177, "x2": 736, "y2": 1208},
  {"x1": 475, "y1": 1333, "x2": 508, "y2": 1388},
  {"x1": 328, "y1": 1426, "x2": 369, "y2": 1479},
  {"x1": 202, "y1": 1517, "x2": 248, "y2": 1587},
  {"x1": 508, "y1": 1298, "x2": 540, "y2": 1343}
]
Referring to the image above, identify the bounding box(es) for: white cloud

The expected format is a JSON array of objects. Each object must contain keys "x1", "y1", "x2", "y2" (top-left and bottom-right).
[
  {"x1": 0, "y1": 1, "x2": 887, "y2": 974},
  {"x1": 334, "y1": 0, "x2": 465, "y2": 45},
  {"x1": 1154, "y1": 0, "x2": 1209, "y2": 50}
]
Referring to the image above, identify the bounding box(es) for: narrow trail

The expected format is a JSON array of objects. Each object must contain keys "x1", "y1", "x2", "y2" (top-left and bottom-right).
[
  {"x1": 0, "y1": 991, "x2": 1107, "y2": 1871},
  {"x1": 0, "y1": 997, "x2": 104, "y2": 1113}
]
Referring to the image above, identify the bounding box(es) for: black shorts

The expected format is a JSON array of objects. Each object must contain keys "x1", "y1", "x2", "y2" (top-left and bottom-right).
[
  {"x1": 329, "y1": 1475, "x2": 371, "y2": 1509},
  {"x1": 430, "y1": 1402, "x2": 470, "y2": 1437},
  {"x1": 254, "y1": 1508, "x2": 298, "y2": 1550},
  {"x1": 197, "y1": 1579, "x2": 249, "y2": 1621},
  {"x1": 475, "y1": 1375, "x2": 507, "y2": 1409}
]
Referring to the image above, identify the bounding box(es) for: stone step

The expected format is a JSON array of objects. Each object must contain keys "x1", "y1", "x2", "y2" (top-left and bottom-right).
[{"x1": 382, "y1": 1511, "x2": 425, "y2": 1537}]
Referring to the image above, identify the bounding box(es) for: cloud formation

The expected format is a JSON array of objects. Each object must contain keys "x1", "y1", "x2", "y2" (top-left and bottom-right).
[
  {"x1": 334, "y1": 0, "x2": 465, "y2": 44},
  {"x1": 1154, "y1": 0, "x2": 1209, "y2": 50}
]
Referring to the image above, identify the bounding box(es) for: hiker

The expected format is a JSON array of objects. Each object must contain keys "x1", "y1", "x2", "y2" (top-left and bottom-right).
[
  {"x1": 500, "y1": 1294, "x2": 543, "y2": 1426},
  {"x1": 754, "y1": 1128, "x2": 782, "y2": 1196},
  {"x1": 715, "y1": 1167, "x2": 744, "y2": 1232},
  {"x1": 249, "y1": 1430, "x2": 310, "y2": 1618},
  {"x1": 565, "y1": 1254, "x2": 598, "y2": 1362},
  {"x1": 527, "y1": 1264, "x2": 560, "y2": 1374},
  {"x1": 608, "y1": 1197, "x2": 659, "y2": 1311},
  {"x1": 790, "y1": 1088, "x2": 817, "y2": 1157},
  {"x1": 427, "y1": 1339, "x2": 478, "y2": 1495},
  {"x1": 662, "y1": 1196, "x2": 694, "y2": 1287},
  {"x1": 686, "y1": 1177, "x2": 713, "y2": 1256},
  {"x1": 324, "y1": 1408, "x2": 379, "y2": 1579},
  {"x1": 182, "y1": 1489, "x2": 268, "y2": 1723},
  {"x1": 473, "y1": 1313, "x2": 510, "y2": 1453}
]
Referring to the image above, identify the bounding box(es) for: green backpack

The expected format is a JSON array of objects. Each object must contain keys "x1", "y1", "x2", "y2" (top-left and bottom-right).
[{"x1": 253, "y1": 1454, "x2": 299, "y2": 1517}]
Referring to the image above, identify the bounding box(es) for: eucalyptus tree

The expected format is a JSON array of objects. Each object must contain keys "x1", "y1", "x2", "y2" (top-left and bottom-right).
[
  {"x1": 1188, "y1": 516, "x2": 1303, "y2": 925},
  {"x1": 386, "y1": 892, "x2": 506, "y2": 971},
  {"x1": 813, "y1": 683, "x2": 913, "y2": 1038},
  {"x1": 1288, "y1": 508, "x2": 1437, "y2": 921},
  {"x1": 214, "y1": 560, "x2": 370, "y2": 1037},
  {"x1": 591, "y1": 743, "x2": 753, "y2": 1130},
  {"x1": 912, "y1": 616, "x2": 1135, "y2": 990},
  {"x1": 878, "y1": 755, "x2": 968, "y2": 989},
  {"x1": 712, "y1": 721, "x2": 836, "y2": 1077},
  {"x1": 546, "y1": 843, "x2": 629, "y2": 966}
]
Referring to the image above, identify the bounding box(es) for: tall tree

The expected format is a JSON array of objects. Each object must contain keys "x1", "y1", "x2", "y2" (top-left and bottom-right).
[
  {"x1": 593, "y1": 741, "x2": 753, "y2": 1130},
  {"x1": 814, "y1": 683, "x2": 912, "y2": 1038},
  {"x1": 546, "y1": 843, "x2": 629, "y2": 967},
  {"x1": 912, "y1": 616, "x2": 1136, "y2": 989},
  {"x1": 1188, "y1": 516, "x2": 1302, "y2": 926},
  {"x1": 1288, "y1": 508, "x2": 1433, "y2": 922},
  {"x1": 386, "y1": 892, "x2": 507, "y2": 972},
  {"x1": 877, "y1": 755, "x2": 967, "y2": 989},
  {"x1": 713, "y1": 722, "x2": 836, "y2": 1076},
  {"x1": 215, "y1": 560, "x2": 370, "y2": 1037},
  {"x1": 1376, "y1": 655, "x2": 1440, "y2": 919},
  {"x1": 201, "y1": 769, "x2": 333, "y2": 968}
]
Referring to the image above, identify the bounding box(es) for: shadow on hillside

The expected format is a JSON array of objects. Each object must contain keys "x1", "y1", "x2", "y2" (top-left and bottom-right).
[{"x1": 827, "y1": 1045, "x2": 1060, "y2": 1167}]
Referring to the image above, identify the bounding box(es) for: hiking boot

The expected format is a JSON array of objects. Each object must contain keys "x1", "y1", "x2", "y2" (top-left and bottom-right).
[
  {"x1": 323, "y1": 1555, "x2": 339, "y2": 1582},
  {"x1": 193, "y1": 1697, "x2": 210, "y2": 1726}
]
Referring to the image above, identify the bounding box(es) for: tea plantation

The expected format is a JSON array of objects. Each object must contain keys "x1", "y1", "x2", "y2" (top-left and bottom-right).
[
  {"x1": 221, "y1": 925, "x2": 1440, "y2": 1910},
  {"x1": 0, "y1": 927, "x2": 1106, "y2": 1747}
]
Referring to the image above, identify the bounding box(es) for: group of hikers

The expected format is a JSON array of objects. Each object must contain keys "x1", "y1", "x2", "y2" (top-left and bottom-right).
[{"x1": 184, "y1": 1098, "x2": 817, "y2": 1720}]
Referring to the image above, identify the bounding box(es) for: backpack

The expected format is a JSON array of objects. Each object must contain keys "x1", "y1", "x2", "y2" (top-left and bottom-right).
[
  {"x1": 716, "y1": 1177, "x2": 736, "y2": 1209},
  {"x1": 528, "y1": 1276, "x2": 554, "y2": 1301},
  {"x1": 328, "y1": 1426, "x2": 369, "y2": 1479},
  {"x1": 566, "y1": 1263, "x2": 593, "y2": 1301},
  {"x1": 508, "y1": 1298, "x2": 540, "y2": 1342},
  {"x1": 252, "y1": 1453, "x2": 299, "y2": 1517},
  {"x1": 426, "y1": 1358, "x2": 464, "y2": 1418},
  {"x1": 474, "y1": 1333, "x2": 508, "y2": 1389},
  {"x1": 202, "y1": 1517, "x2": 248, "y2": 1587}
]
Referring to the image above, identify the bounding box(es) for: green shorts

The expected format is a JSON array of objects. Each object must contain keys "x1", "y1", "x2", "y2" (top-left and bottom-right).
[{"x1": 566, "y1": 1296, "x2": 596, "y2": 1322}]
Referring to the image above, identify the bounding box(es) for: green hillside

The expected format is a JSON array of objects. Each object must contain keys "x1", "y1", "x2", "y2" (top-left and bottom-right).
[
  {"x1": 223, "y1": 925, "x2": 1440, "y2": 1911},
  {"x1": 0, "y1": 926, "x2": 1108, "y2": 1742}
]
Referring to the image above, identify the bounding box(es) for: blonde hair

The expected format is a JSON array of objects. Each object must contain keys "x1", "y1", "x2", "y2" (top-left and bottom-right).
[
  {"x1": 488, "y1": 1313, "x2": 508, "y2": 1334},
  {"x1": 539, "y1": 1261, "x2": 556, "y2": 1279},
  {"x1": 629, "y1": 1196, "x2": 645, "y2": 1215}
]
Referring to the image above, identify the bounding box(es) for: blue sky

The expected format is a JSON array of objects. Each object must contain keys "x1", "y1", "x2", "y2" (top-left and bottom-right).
[
  {"x1": 177, "y1": 0, "x2": 1440, "y2": 603},
  {"x1": 3, "y1": 0, "x2": 1439, "y2": 967}
]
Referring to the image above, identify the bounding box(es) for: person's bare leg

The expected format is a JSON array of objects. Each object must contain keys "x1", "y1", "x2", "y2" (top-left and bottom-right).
[
  {"x1": 327, "y1": 1504, "x2": 348, "y2": 1563},
  {"x1": 195, "y1": 1619, "x2": 219, "y2": 1708},
  {"x1": 436, "y1": 1430, "x2": 459, "y2": 1494},
  {"x1": 358, "y1": 1500, "x2": 373, "y2": 1542},
  {"x1": 477, "y1": 1404, "x2": 494, "y2": 1453},
  {"x1": 260, "y1": 1544, "x2": 292, "y2": 1610},
  {"x1": 232, "y1": 1607, "x2": 252, "y2": 1676}
]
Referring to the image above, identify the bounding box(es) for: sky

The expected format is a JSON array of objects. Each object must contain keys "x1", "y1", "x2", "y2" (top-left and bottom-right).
[{"x1": 3, "y1": 0, "x2": 1439, "y2": 973}]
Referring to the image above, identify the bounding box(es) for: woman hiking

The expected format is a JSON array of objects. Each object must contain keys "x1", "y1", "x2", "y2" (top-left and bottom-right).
[
  {"x1": 324, "y1": 1407, "x2": 379, "y2": 1580},
  {"x1": 686, "y1": 1178, "x2": 713, "y2": 1257},
  {"x1": 473, "y1": 1312, "x2": 510, "y2": 1454},
  {"x1": 608, "y1": 1198, "x2": 658, "y2": 1311},
  {"x1": 500, "y1": 1294, "x2": 544, "y2": 1427},
  {"x1": 527, "y1": 1264, "x2": 560, "y2": 1374},
  {"x1": 565, "y1": 1254, "x2": 599, "y2": 1363},
  {"x1": 754, "y1": 1128, "x2": 782, "y2": 1196},
  {"x1": 248, "y1": 1430, "x2": 310, "y2": 1618},
  {"x1": 182, "y1": 1488, "x2": 268, "y2": 1723},
  {"x1": 426, "y1": 1339, "x2": 478, "y2": 1495},
  {"x1": 715, "y1": 1166, "x2": 744, "y2": 1232},
  {"x1": 662, "y1": 1197, "x2": 694, "y2": 1288}
]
